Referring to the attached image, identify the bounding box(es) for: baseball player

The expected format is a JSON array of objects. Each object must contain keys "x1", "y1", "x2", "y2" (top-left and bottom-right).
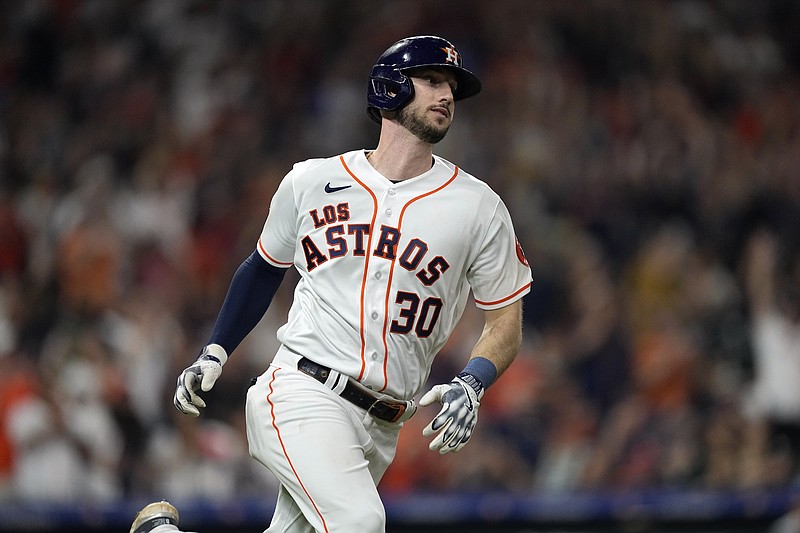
[{"x1": 131, "y1": 35, "x2": 532, "y2": 533}]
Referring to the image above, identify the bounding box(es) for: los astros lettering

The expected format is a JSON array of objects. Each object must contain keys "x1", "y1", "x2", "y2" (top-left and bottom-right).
[{"x1": 303, "y1": 202, "x2": 450, "y2": 285}]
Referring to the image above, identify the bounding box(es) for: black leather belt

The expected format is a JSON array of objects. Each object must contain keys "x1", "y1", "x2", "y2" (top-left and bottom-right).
[{"x1": 297, "y1": 357, "x2": 408, "y2": 423}]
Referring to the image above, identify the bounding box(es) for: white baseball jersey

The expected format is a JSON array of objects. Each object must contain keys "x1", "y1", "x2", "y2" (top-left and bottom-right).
[{"x1": 257, "y1": 149, "x2": 532, "y2": 400}]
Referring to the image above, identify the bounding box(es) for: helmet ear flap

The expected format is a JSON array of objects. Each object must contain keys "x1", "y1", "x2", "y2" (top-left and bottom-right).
[{"x1": 367, "y1": 66, "x2": 415, "y2": 123}]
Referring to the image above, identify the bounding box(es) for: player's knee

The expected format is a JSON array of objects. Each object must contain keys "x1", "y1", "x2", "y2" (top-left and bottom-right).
[
  {"x1": 336, "y1": 504, "x2": 385, "y2": 533},
  {"x1": 359, "y1": 508, "x2": 385, "y2": 533}
]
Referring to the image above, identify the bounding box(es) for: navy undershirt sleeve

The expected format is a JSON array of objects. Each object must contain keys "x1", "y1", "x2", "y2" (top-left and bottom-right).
[{"x1": 207, "y1": 250, "x2": 288, "y2": 355}]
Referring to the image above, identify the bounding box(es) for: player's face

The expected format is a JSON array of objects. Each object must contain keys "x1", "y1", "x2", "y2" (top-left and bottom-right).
[{"x1": 399, "y1": 68, "x2": 458, "y2": 144}]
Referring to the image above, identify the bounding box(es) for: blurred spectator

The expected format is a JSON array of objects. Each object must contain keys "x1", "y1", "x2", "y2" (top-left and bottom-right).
[
  {"x1": 6, "y1": 391, "x2": 87, "y2": 501},
  {"x1": 0, "y1": 353, "x2": 38, "y2": 497},
  {"x1": 772, "y1": 499, "x2": 800, "y2": 533},
  {"x1": 5, "y1": 341, "x2": 125, "y2": 502},
  {"x1": 143, "y1": 415, "x2": 256, "y2": 501},
  {"x1": 562, "y1": 233, "x2": 632, "y2": 417},
  {"x1": 742, "y1": 229, "x2": 800, "y2": 479}
]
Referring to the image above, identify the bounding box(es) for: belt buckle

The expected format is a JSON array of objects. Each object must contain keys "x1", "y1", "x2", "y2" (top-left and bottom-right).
[{"x1": 367, "y1": 398, "x2": 405, "y2": 423}]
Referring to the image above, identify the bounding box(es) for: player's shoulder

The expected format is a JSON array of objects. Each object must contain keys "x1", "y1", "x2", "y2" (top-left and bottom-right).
[
  {"x1": 282, "y1": 151, "x2": 354, "y2": 189},
  {"x1": 435, "y1": 155, "x2": 501, "y2": 199},
  {"x1": 288, "y1": 153, "x2": 344, "y2": 175}
]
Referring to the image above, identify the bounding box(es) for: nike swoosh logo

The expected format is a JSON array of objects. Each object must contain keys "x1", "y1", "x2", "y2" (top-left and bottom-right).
[{"x1": 325, "y1": 182, "x2": 352, "y2": 193}]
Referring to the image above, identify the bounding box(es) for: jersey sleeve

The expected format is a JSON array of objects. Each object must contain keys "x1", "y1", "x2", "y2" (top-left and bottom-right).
[
  {"x1": 256, "y1": 169, "x2": 298, "y2": 268},
  {"x1": 467, "y1": 199, "x2": 532, "y2": 310}
]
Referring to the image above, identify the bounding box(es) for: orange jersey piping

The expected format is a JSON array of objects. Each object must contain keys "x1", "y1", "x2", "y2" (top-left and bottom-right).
[
  {"x1": 258, "y1": 238, "x2": 294, "y2": 267},
  {"x1": 474, "y1": 282, "x2": 532, "y2": 307},
  {"x1": 267, "y1": 367, "x2": 330, "y2": 532},
  {"x1": 339, "y1": 155, "x2": 378, "y2": 380}
]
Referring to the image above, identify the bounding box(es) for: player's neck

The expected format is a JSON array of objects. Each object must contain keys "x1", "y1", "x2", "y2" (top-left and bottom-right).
[{"x1": 369, "y1": 124, "x2": 434, "y2": 182}]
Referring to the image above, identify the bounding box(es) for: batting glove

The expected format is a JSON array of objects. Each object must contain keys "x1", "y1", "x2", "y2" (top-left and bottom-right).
[
  {"x1": 174, "y1": 344, "x2": 228, "y2": 417},
  {"x1": 420, "y1": 373, "x2": 484, "y2": 454}
]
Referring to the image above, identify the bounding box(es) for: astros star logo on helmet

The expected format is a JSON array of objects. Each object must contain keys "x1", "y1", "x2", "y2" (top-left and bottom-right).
[{"x1": 441, "y1": 46, "x2": 459, "y2": 65}]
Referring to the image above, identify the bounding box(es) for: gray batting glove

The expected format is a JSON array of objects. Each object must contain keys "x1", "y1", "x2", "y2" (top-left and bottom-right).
[
  {"x1": 420, "y1": 374, "x2": 484, "y2": 454},
  {"x1": 174, "y1": 344, "x2": 228, "y2": 417}
]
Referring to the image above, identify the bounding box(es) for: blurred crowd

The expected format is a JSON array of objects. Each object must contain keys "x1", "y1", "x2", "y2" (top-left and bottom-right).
[{"x1": 1, "y1": 0, "x2": 800, "y2": 507}]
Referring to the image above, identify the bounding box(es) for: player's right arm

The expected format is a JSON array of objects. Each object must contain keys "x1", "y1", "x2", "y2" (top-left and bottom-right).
[
  {"x1": 174, "y1": 252, "x2": 288, "y2": 416},
  {"x1": 175, "y1": 170, "x2": 300, "y2": 417}
]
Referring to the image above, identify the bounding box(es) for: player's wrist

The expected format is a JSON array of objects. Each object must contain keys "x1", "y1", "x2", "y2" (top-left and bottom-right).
[
  {"x1": 458, "y1": 356, "x2": 497, "y2": 391},
  {"x1": 455, "y1": 373, "x2": 484, "y2": 401},
  {"x1": 200, "y1": 343, "x2": 228, "y2": 365}
]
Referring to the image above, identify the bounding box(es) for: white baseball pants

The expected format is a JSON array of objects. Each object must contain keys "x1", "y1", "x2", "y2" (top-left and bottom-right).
[
  {"x1": 247, "y1": 361, "x2": 402, "y2": 532},
  {"x1": 145, "y1": 358, "x2": 401, "y2": 533}
]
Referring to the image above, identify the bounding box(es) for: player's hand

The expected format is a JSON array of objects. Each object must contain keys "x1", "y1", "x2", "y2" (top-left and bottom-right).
[
  {"x1": 173, "y1": 344, "x2": 228, "y2": 417},
  {"x1": 419, "y1": 375, "x2": 484, "y2": 454}
]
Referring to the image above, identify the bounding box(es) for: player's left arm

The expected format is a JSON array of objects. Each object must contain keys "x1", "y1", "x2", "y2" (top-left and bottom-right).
[
  {"x1": 470, "y1": 298, "x2": 523, "y2": 378},
  {"x1": 420, "y1": 191, "x2": 530, "y2": 453},
  {"x1": 420, "y1": 299, "x2": 523, "y2": 454}
]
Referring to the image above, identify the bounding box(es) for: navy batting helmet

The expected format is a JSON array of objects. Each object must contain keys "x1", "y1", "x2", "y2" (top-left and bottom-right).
[{"x1": 367, "y1": 35, "x2": 482, "y2": 123}]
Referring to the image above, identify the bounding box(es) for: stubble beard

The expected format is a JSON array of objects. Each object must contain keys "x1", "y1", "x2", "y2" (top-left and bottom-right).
[{"x1": 397, "y1": 105, "x2": 450, "y2": 144}]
